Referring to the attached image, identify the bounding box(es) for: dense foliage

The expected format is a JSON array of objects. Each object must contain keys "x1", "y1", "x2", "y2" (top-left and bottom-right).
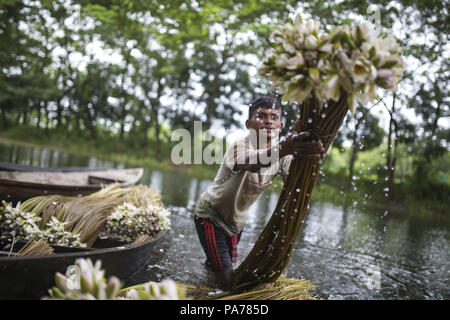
[{"x1": 0, "y1": 0, "x2": 448, "y2": 203}]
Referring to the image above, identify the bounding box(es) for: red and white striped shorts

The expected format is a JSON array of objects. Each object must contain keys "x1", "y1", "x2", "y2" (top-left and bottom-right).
[{"x1": 194, "y1": 215, "x2": 242, "y2": 272}]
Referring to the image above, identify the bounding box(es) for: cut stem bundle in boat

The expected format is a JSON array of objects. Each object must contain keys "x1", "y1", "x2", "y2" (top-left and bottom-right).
[
  {"x1": 18, "y1": 184, "x2": 162, "y2": 247},
  {"x1": 233, "y1": 94, "x2": 349, "y2": 288},
  {"x1": 17, "y1": 239, "x2": 54, "y2": 256}
]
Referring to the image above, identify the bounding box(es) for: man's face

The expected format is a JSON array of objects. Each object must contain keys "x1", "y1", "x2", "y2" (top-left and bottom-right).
[{"x1": 246, "y1": 107, "x2": 283, "y2": 140}]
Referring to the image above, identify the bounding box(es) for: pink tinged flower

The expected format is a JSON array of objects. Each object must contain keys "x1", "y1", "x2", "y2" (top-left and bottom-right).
[
  {"x1": 377, "y1": 69, "x2": 395, "y2": 79},
  {"x1": 318, "y1": 42, "x2": 332, "y2": 53},
  {"x1": 80, "y1": 270, "x2": 94, "y2": 293},
  {"x1": 337, "y1": 51, "x2": 353, "y2": 71},
  {"x1": 106, "y1": 276, "x2": 121, "y2": 299},
  {"x1": 126, "y1": 289, "x2": 139, "y2": 300},
  {"x1": 294, "y1": 13, "x2": 303, "y2": 28},
  {"x1": 286, "y1": 52, "x2": 305, "y2": 70}
]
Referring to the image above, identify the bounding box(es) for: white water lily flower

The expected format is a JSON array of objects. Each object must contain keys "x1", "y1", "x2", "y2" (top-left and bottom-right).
[
  {"x1": 282, "y1": 41, "x2": 296, "y2": 54},
  {"x1": 351, "y1": 54, "x2": 377, "y2": 84},
  {"x1": 305, "y1": 19, "x2": 321, "y2": 35},
  {"x1": 375, "y1": 36, "x2": 400, "y2": 55},
  {"x1": 318, "y1": 42, "x2": 332, "y2": 53},
  {"x1": 286, "y1": 83, "x2": 313, "y2": 102},
  {"x1": 304, "y1": 34, "x2": 318, "y2": 50},
  {"x1": 354, "y1": 83, "x2": 377, "y2": 105},
  {"x1": 125, "y1": 289, "x2": 139, "y2": 300},
  {"x1": 353, "y1": 22, "x2": 378, "y2": 44},
  {"x1": 275, "y1": 53, "x2": 290, "y2": 69},
  {"x1": 159, "y1": 279, "x2": 179, "y2": 299},
  {"x1": 322, "y1": 74, "x2": 341, "y2": 101},
  {"x1": 290, "y1": 74, "x2": 305, "y2": 84},
  {"x1": 110, "y1": 209, "x2": 124, "y2": 221},
  {"x1": 286, "y1": 52, "x2": 305, "y2": 70}
]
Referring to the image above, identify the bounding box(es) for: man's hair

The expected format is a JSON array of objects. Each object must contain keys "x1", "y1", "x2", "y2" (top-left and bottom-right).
[{"x1": 248, "y1": 96, "x2": 282, "y2": 120}]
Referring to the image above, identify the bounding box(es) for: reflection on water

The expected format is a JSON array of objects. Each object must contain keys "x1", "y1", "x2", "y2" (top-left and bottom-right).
[{"x1": 0, "y1": 142, "x2": 448, "y2": 299}]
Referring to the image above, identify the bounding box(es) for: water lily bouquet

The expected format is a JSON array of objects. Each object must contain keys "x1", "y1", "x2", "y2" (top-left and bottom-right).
[
  {"x1": 101, "y1": 202, "x2": 171, "y2": 243},
  {"x1": 45, "y1": 258, "x2": 121, "y2": 300},
  {"x1": 233, "y1": 15, "x2": 405, "y2": 288},
  {"x1": 44, "y1": 258, "x2": 185, "y2": 300},
  {"x1": 259, "y1": 14, "x2": 404, "y2": 112}
]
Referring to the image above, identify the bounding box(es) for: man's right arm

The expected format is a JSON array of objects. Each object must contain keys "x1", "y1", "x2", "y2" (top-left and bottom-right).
[{"x1": 233, "y1": 131, "x2": 324, "y2": 173}]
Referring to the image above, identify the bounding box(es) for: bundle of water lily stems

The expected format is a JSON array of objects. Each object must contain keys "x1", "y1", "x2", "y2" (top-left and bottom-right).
[
  {"x1": 232, "y1": 14, "x2": 404, "y2": 289},
  {"x1": 233, "y1": 95, "x2": 348, "y2": 289}
]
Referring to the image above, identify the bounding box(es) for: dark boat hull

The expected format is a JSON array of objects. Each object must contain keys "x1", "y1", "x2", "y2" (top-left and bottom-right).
[
  {"x1": 0, "y1": 167, "x2": 144, "y2": 203},
  {"x1": 0, "y1": 234, "x2": 165, "y2": 300}
]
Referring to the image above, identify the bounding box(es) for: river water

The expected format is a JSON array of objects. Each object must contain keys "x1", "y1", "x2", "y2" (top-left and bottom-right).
[{"x1": 0, "y1": 142, "x2": 448, "y2": 300}]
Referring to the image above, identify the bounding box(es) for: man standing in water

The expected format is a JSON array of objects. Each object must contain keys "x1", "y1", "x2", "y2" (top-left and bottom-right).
[{"x1": 193, "y1": 95, "x2": 324, "y2": 290}]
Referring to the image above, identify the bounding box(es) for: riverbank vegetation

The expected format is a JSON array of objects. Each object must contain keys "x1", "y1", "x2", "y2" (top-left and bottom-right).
[
  {"x1": 0, "y1": 1, "x2": 448, "y2": 214},
  {"x1": 1, "y1": 122, "x2": 448, "y2": 216}
]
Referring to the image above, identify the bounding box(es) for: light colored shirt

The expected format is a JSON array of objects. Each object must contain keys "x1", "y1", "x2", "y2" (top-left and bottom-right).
[{"x1": 194, "y1": 133, "x2": 293, "y2": 236}]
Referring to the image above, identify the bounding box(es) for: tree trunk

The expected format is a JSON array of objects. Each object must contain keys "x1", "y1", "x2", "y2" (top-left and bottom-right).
[
  {"x1": 56, "y1": 98, "x2": 63, "y2": 129},
  {"x1": 1, "y1": 107, "x2": 8, "y2": 129},
  {"x1": 84, "y1": 104, "x2": 97, "y2": 140},
  {"x1": 153, "y1": 108, "x2": 161, "y2": 154},
  {"x1": 119, "y1": 49, "x2": 131, "y2": 141},
  {"x1": 44, "y1": 102, "x2": 50, "y2": 134},
  {"x1": 147, "y1": 77, "x2": 164, "y2": 155},
  {"x1": 35, "y1": 104, "x2": 42, "y2": 128}
]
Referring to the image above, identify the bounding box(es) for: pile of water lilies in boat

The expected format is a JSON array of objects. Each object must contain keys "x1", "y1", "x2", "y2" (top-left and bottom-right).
[
  {"x1": 0, "y1": 184, "x2": 170, "y2": 251},
  {"x1": 100, "y1": 202, "x2": 170, "y2": 243}
]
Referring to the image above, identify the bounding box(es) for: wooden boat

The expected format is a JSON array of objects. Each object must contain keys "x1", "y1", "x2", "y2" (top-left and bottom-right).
[
  {"x1": 0, "y1": 161, "x2": 107, "y2": 172},
  {"x1": 0, "y1": 233, "x2": 166, "y2": 299},
  {"x1": 0, "y1": 168, "x2": 144, "y2": 202}
]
